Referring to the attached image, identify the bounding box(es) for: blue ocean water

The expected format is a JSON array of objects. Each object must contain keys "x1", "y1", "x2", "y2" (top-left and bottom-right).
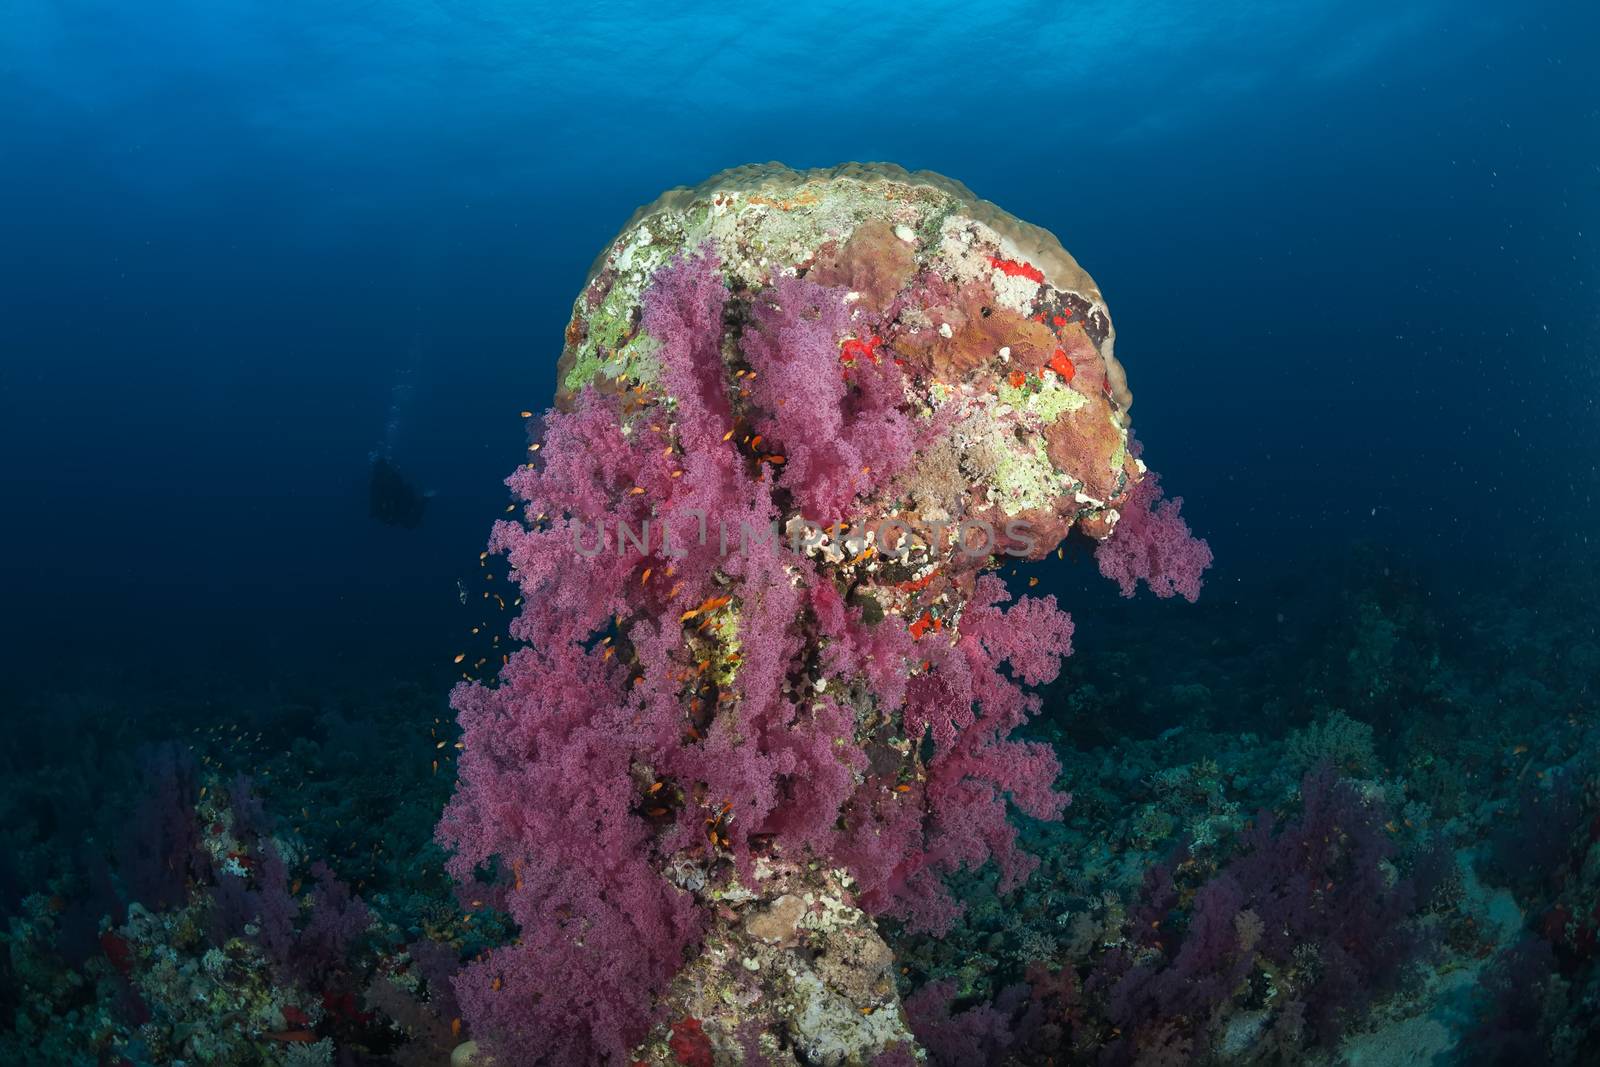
[
  {"x1": 5, "y1": 0, "x2": 1594, "y2": 675},
  {"x1": 2, "y1": 2, "x2": 1597, "y2": 1064}
]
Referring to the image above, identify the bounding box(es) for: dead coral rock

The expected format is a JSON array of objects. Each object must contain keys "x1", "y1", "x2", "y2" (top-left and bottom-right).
[
  {"x1": 1054, "y1": 320, "x2": 1104, "y2": 391},
  {"x1": 637, "y1": 865, "x2": 914, "y2": 1066},
  {"x1": 892, "y1": 278, "x2": 1058, "y2": 381},
  {"x1": 744, "y1": 894, "x2": 806, "y2": 946},
  {"x1": 789, "y1": 970, "x2": 907, "y2": 1067},
  {"x1": 1046, "y1": 399, "x2": 1132, "y2": 505},
  {"x1": 815, "y1": 927, "x2": 896, "y2": 1007},
  {"x1": 808, "y1": 218, "x2": 918, "y2": 313}
]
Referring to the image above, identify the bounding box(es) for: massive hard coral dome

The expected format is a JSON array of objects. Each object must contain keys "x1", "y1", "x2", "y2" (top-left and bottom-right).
[
  {"x1": 442, "y1": 163, "x2": 1209, "y2": 1066},
  {"x1": 558, "y1": 162, "x2": 1153, "y2": 567},
  {"x1": 562, "y1": 162, "x2": 1130, "y2": 413}
]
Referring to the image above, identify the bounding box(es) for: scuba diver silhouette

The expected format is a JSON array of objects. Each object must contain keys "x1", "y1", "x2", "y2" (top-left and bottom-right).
[
  {"x1": 369, "y1": 332, "x2": 432, "y2": 529},
  {"x1": 369, "y1": 455, "x2": 429, "y2": 528}
]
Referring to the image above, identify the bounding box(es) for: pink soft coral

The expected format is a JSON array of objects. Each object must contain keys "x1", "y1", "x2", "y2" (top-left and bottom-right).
[
  {"x1": 438, "y1": 247, "x2": 1187, "y2": 1062},
  {"x1": 1095, "y1": 469, "x2": 1214, "y2": 602},
  {"x1": 741, "y1": 271, "x2": 924, "y2": 520}
]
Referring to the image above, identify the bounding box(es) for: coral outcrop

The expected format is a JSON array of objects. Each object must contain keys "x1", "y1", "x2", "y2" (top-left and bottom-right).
[{"x1": 439, "y1": 163, "x2": 1210, "y2": 1064}]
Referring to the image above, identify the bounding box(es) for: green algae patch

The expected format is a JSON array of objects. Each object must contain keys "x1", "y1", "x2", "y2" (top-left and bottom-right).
[
  {"x1": 999, "y1": 373, "x2": 1089, "y2": 424},
  {"x1": 971, "y1": 428, "x2": 1065, "y2": 515},
  {"x1": 562, "y1": 297, "x2": 661, "y2": 395}
]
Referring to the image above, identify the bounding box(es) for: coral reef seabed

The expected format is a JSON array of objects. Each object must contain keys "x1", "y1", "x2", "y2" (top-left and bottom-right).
[{"x1": 3, "y1": 166, "x2": 1594, "y2": 1067}]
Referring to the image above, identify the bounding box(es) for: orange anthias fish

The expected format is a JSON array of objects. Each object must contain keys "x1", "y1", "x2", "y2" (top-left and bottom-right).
[{"x1": 680, "y1": 594, "x2": 732, "y2": 622}]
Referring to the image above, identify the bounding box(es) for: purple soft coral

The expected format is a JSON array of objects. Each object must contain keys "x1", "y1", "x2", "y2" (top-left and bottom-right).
[
  {"x1": 741, "y1": 272, "x2": 924, "y2": 520},
  {"x1": 1093, "y1": 764, "x2": 1421, "y2": 1059},
  {"x1": 1095, "y1": 468, "x2": 1213, "y2": 602},
  {"x1": 438, "y1": 249, "x2": 1084, "y2": 1061}
]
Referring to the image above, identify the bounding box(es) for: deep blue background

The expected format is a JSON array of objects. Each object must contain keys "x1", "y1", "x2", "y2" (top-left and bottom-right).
[{"x1": 3, "y1": 1, "x2": 1596, "y2": 687}]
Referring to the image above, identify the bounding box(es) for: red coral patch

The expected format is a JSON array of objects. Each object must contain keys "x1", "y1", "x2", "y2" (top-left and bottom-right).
[
  {"x1": 670, "y1": 1016, "x2": 713, "y2": 1067},
  {"x1": 987, "y1": 255, "x2": 1045, "y2": 283}
]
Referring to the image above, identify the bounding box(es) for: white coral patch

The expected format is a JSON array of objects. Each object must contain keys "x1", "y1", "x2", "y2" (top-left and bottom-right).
[
  {"x1": 935, "y1": 216, "x2": 989, "y2": 286},
  {"x1": 989, "y1": 268, "x2": 1041, "y2": 314},
  {"x1": 614, "y1": 226, "x2": 655, "y2": 272}
]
